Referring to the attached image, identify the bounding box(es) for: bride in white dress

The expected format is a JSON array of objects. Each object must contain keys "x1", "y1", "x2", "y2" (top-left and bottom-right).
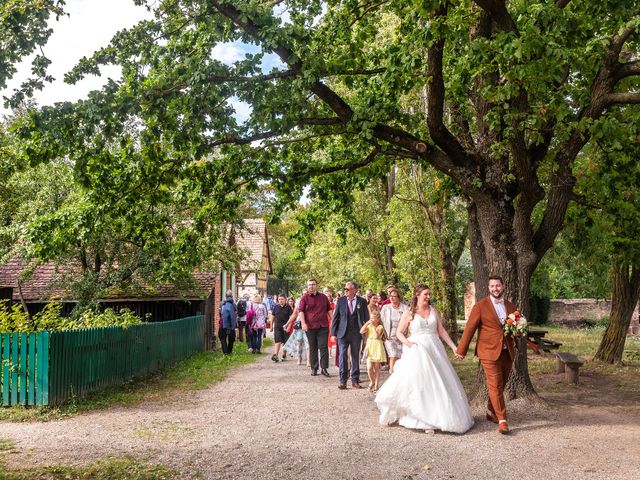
[{"x1": 375, "y1": 284, "x2": 474, "y2": 434}]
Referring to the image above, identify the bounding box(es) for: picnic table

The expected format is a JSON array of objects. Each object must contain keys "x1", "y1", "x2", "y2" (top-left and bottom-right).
[{"x1": 526, "y1": 327, "x2": 562, "y2": 355}]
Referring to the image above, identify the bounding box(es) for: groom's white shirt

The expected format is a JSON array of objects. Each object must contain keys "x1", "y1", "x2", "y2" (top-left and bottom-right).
[{"x1": 491, "y1": 298, "x2": 506, "y2": 325}]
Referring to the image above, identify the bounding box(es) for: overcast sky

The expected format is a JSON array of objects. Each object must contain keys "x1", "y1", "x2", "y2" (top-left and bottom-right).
[{"x1": 1, "y1": 0, "x2": 274, "y2": 119}]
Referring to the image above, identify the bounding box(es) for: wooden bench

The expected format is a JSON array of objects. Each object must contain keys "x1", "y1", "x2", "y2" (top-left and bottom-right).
[{"x1": 555, "y1": 352, "x2": 584, "y2": 384}]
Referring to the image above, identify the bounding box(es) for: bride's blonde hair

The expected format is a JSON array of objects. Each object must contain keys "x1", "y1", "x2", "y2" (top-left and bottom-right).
[{"x1": 410, "y1": 284, "x2": 430, "y2": 322}]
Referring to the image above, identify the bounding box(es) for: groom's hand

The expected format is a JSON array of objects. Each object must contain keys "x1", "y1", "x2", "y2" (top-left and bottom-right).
[{"x1": 454, "y1": 352, "x2": 465, "y2": 360}]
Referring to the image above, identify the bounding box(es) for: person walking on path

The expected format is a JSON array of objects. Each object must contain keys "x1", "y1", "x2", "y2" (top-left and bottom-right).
[
  {"x1": 456, "y1": 275, "x2": 517, "y2": 434},
  {"x1": 331, "y1": 281, "x2": 369, "y2": 390},
  {"x1": 250, "y1": 294, "x2": 268, "y2": 354},
  {"x1": 380, "y1": 287, "x2": 408, "y2": 373},
  {"x1": 219, "y1": 290, "x2": 237, "y2": 355},
  {"x1": 299, "y1": 278, "x2": 332, "y2": 377},
  {"x1": 270, "y1": 294, "x2": 293, "y2": 362},
  {"x1": 236, "y1": 294, "x2": 248, "y2": 343},
  {"x1": 360, "y1": 308, "x2": 387, "y2": 391},
  {"x1": 324, "y1": 286, "x2": 336, "y2": 358},
  {"x1": 375, "y1": 284, "x2": 473, "y2": 434}
]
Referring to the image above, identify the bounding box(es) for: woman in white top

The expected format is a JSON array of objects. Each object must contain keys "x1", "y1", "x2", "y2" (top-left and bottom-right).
[
  {"x1": 250, "y1": 295, "x2": 268, "y2": 354},
  {"x1": 380, "y1": 287, "x2": 408, "y2": 373}
]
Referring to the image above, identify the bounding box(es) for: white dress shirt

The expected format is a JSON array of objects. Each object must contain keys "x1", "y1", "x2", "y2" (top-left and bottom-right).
[{"x1": 492, "y1": 298, "x2": 506, "y2": 325}]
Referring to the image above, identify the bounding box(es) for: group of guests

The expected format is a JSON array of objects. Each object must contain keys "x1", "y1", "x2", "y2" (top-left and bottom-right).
[
  {"x1": 218, "y1": 290, "x2": 273, "y2": 355},
  {"x1": 222, "y1": 275, "x2": 519, "y2": 435},
  {"x1": 275, "y1": 279, "x2": 410, "y2": 392}
]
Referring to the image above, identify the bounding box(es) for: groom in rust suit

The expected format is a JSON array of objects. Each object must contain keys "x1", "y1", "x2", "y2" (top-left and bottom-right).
[{"x1": 457, "y1": 276, "x2": 516, "y2": 434}]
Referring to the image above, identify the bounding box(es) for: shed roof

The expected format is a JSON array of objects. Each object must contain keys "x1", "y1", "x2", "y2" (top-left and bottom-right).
[
  {"x1": 0, "y1": 219, "x2": 269, "y2": 302},
  {"x1": 0, "y1": 258, "x2": 217, "y2": 302}
]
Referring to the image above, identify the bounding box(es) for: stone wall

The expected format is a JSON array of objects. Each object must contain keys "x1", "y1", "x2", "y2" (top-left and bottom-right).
[
  {"x1": 548, "y1": 299, "x2": 612, "y2": 324},
  {"x1": 549, "y1": 299, "x2": 640, "y2": 334}
]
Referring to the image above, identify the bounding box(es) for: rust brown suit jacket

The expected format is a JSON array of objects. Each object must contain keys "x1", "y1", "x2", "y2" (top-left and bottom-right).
[{"x1": 456, "y1": 296, "x2": 517, "y2": 361}]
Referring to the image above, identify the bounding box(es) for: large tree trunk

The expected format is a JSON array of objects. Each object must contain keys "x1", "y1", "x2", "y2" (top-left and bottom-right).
[
  {"x1": 467, "y1": 199, "x2": 489, "y2": 300},
  {"x1": 467, "y1": 197, "x2": 539, "y2": 401},
  {"x1": 595, "y1": 261, "x2": 640, "y2": 364}
]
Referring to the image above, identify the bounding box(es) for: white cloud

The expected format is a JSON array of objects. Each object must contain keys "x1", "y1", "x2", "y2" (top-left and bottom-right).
[
  {"x1": 1, "y1": 0, "x2": 151, "y2": 114},
  {"x1": 211, "y1": 43, "x2": 251, "y2": 65}
]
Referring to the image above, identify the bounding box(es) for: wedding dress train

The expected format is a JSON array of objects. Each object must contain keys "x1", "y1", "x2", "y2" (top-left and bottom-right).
[{"x1": 375, "y1": 309, "x2": 474, "y2": 434}]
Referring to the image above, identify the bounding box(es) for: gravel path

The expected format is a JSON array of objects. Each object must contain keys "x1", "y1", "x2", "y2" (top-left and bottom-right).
[{"x1": 1, "y1": 346, "x2": 639, "y2": 479}]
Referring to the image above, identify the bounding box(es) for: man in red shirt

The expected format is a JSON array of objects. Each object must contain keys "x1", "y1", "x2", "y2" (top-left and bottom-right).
[{"x1": 299, "y1": 278, "x2": 332, "y2": 377}]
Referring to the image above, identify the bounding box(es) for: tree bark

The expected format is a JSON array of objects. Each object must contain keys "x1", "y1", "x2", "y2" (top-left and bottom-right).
[
  {"x1": 467, "y1": 196, "x2": 539, "y2": 400},
  {"x1": 595, "y1": 261, "x2": 640, "y2": 364},
  {"x1": 467, "y1": 199, "x2": 489, "y2": 300}
]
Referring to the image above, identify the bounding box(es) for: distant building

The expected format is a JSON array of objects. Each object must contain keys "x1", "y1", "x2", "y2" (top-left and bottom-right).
[
  {"x1": 0, "y1": 219, "x2": 272, "y2": 348},
  {"x1": 233, "y1": 218, "x2": 272, "y2": 299}
]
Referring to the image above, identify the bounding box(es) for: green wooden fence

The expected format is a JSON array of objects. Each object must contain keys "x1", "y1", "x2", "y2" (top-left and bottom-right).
[
  {"x1": 0, "y1": 314, "x2": 206, "y2": 406},
  {"x1": 0, "y1": 332, "x2": 49, "y2": 406}
]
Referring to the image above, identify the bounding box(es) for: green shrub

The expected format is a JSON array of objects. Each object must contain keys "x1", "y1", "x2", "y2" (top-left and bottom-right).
[{"x1": 0, "y1": 301, "x2": 144, "y2": 333}]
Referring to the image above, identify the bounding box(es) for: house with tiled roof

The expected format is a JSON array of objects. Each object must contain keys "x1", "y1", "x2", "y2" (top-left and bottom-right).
[
  {"x1": 0, "y1": 257, "x2": 219, "y2": 326},
  {"x1": 0, "y1": 219, "x2": 271, "y2": 346},
  {"x1": 232, "y1": 218, "x2": 272, "y2": 299}
]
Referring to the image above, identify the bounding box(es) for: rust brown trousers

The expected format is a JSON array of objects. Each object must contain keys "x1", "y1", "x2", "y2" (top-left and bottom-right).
[{"x1": 456, "y1": 297, "x2": 516, "y2": 421}]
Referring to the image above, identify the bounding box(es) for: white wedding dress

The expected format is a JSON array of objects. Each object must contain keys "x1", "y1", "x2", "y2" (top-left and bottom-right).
[{"x1": 375, "y1": 309, "x2": 474, "y2": 434}]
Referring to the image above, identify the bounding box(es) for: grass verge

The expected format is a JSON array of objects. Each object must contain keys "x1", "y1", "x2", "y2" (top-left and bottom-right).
[
  {"x1": 0, "y1": 339, "x2": 271, "y2": 423},
  {"x1": 0, "y1": 455, "x2": 176, "y2": 480},
  {"x1": 452, "y1": 325, "x2": 640, "y2": 405}
]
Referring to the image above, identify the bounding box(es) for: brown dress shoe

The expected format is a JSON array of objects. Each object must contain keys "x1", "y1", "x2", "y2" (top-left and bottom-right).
[
  {"x1": 486, "y1": 411, "x2": 499, "y2": 424},
  {"x1": 351, "y1": 383, "x2": 363, "y2": 389},
  {"x1": 338, "y1": 384, "x2": 347, "y2": 390},
  {"x1": 498, "y1": 421, "x2": 510, "y2": 434}
]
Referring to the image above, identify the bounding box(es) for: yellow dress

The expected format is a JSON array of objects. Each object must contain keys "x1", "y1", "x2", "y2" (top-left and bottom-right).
[{"x1": 366, "y1": 324, "x2": 387, "y2": 362}]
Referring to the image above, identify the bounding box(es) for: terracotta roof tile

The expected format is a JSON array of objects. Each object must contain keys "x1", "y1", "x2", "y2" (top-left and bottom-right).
[
  {"x1": 236, "y1": 219, "x2": 271, "y2": 272},
  {"x1": 0, "y1": 258, "x2": 216, "y2": 301}
]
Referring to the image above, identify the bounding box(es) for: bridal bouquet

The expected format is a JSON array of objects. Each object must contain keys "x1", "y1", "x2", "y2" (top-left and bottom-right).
[{"x1": 503, "y1": 310, "x2": 528, "y2": 337}]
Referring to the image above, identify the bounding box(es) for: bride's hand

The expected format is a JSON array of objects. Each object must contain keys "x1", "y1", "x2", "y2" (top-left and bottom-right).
[{"x1": 405, "y1": 341, "x2": 415, "y2": 348}]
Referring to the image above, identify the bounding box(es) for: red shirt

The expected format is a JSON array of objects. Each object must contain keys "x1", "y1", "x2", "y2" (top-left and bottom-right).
[{"x1": 299, "y1": 292, "x2": 331, "y2": 329}]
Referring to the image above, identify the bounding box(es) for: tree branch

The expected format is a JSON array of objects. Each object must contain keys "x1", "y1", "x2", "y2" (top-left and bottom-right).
[
  {"x1": 207, "y1": 117, "x2": 342, "y2": 147},
  {"x1": 609, "y1": 18, "x2": 640, "y2": 61},
  {"x1": 601, "y1": 92, "x2": 640, "y2": 106},
  {"x1": 210, "y1": 1, "x2": 354, "y2": 122},
  {"x1": 148, "y1": 69, "x2": 297, "y2": 97},
  {"x1": 614, "y1": 60, "x2": 640, "y2": 82},
  {"x1": 307, "y1": 146, "x2": 380, "y2": 176},
  {"x1": 330, "y1": 68, "x2": 386, "y2": 76},
  {"x1": 472, "y1": 0, "x2": 519, "y2": 33},
  {"x1": 425, "y1": 7, "x2": 474, "y2": 167},
  {"x1": 209, "y1": 0, "x2": 476, "y2": 186}
]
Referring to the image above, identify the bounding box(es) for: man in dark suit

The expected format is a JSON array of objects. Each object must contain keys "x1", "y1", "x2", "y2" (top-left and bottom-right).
[{"x1": 331, "y1": 281, "x2": 369, "y2": 389}]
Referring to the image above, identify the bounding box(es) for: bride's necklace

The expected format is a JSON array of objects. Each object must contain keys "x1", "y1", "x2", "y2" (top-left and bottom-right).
[{"x1": 416, "y1": 305, "x2": 430, "y2": 317}]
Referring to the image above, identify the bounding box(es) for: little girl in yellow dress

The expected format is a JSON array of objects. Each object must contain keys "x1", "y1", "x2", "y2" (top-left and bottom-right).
[{"x1": 360, "y1": 308, "x2": 387, "y2": 392}]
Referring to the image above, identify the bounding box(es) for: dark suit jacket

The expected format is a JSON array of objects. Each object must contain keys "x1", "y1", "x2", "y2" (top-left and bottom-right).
[
  {"x1": 331, "y1": 295, "x2": 369, "y2": 339},
  {"x1": 456, "y1": 296, "x2": 517, "y2": 361}
]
